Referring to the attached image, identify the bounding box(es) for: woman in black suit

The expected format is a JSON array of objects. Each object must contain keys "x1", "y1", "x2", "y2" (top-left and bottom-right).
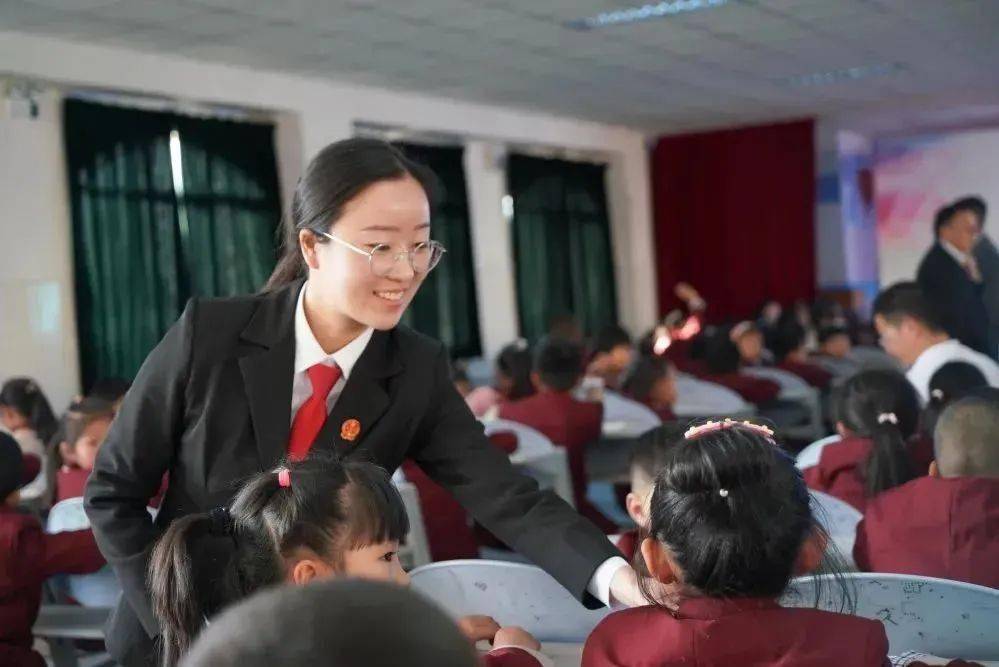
[{"x1": 85, "y1": 138, "x2": 636, "y2": 666}]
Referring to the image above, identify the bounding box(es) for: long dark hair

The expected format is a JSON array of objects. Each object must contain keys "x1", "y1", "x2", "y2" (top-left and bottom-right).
[
  {"x1": 496, "y1": 341, "x2": 534, "y2": 400},
  {"x1": 837, "y1": 369, "x2": 920, "y2": 496},
  {"x1": 920, "y1": 361, "x2": 988, "y2": 440},
  {"x1": 264, "y1": 138, "x2": 438, "y2": 291},
  {"x1": 641, "y1": 422, "x2": 837, "y2": 602},
  {"x1": 0, "y1": 377, "x2": 58, "y2": 444},
  {"x1": 149, "y1": 455, "x2": 409, "y2": 666}
]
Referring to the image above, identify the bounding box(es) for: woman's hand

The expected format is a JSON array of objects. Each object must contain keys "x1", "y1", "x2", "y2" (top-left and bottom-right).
[
  {"x1": 493, "y1": 626, "x2": 542, "y2": 651},
  {"x1": 457, "y1": 614, "x2": 502, "y2": 643}
]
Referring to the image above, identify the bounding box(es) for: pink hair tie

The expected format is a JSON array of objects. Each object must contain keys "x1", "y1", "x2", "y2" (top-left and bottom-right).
[{"x1": 277, "y1": 468, "x2": 291, "y2": 488}]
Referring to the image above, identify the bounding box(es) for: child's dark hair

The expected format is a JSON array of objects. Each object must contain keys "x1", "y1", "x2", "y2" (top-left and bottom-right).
[
  {"x1": 630, "y1": 423, "x2": 687, "y2": 480},
  {"x1": 88, "y1": 377, "x2": 131, "y2": 403},
  {"x1": 180, "y1": 579, "x2": 478, "y2": 667},
  {"x1": 592, "y1": 324, "x2": 631, "y2": 355},
  {"x1": 496, "y1": 340, "x2": 534, "y2": 400},
  {"x1": 818, "y1": 325, "x2": 851, "y2": 347},
  {"x1": 704, "y1": 329, "x2": 741, "y2": 375},
  {"x1": 920, "y1": 361, "x2": 989, "y2": 439},
  {"x1": 642, "y1": 421, "x2": 825, "y2": 601},
  {"x1": 149, "y1": 454, "x2": 409, "y2": 666},
  {"x1": 621, "y1": 355, "x2": 673, "y2": 405},
  {"x1": 770, "y1": 318, "x2": 807, "y2": 362},
  {"x1": 837, "y1": 369, "x2": 920, "y2": 496},
  {"x1": 534, "y1": 336, "x2": 584, "y2": 392},
  {"x1": 0, "y1": 377, "x2": 58, "y2": 444}
]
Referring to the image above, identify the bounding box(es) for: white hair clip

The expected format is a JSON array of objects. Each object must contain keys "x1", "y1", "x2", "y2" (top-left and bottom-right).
[
  {"x1": 931, "y1": 389, "x2": 945, "y2": 401},
  {"x1": 877, "y1": 412, "x2": 899, "y2": 425},
  {"x1": 719, "y1": 488, "x2": 730, "y2": 498}
]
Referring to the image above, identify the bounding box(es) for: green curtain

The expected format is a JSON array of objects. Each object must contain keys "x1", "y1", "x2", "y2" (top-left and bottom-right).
[
  {"x1": 64, "y1": 99, "x2": 281, "y2": 389},
  {"x1": 395, "y1": 143, "x2": 482, "y2": 358},
  {"x1": 507, "y1": 154, "x2": 618, "y2": 341}
]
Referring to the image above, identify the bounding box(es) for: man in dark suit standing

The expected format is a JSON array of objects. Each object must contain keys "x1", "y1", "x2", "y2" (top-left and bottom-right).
[
  {"x1": 917, "y1": 203, "x2": 990, "y2": 356},
  {"x1": 962, "y1": 196, "x2": 999, "y2": 359}
]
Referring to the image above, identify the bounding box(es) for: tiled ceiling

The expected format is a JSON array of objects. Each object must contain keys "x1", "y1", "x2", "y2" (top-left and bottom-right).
[{"x1": 3, "y1": 0, "x2": 999, "y2": 133}]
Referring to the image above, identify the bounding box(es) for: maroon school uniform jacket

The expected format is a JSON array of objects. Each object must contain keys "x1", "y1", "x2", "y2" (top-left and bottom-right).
[
  {"x1": 802, "y1": 436, "x2": 934, "y2": 512},
  {"x1": 854, "y1": 476, "x2": 999, "y2": 588},
  {"x1": 56, "y1": 466, "x2": 91, "y2": 503},
  {"x1": 0, "y1": 506, "x2": 105, "y2": 666},
  {"x1": 681, "y1": 361, "x2": 781, "y2": 406},
  {"x1": 778, "y1": 360, "x2": 833, "y2": 390},
  {"x1": 499, "y1": 391, "x2": 617, "y2": 533},
  {"x1": 582, "y1": 597, "x2": 890, "y2": 667}
]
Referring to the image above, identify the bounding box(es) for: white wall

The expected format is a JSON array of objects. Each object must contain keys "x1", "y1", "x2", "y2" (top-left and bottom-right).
[
  {"x1": 0, "y1": 30, "x2": 657, "y2": 399},
  {"x1": 0, "y1": 90, "x2": 80, "y2": 411}
]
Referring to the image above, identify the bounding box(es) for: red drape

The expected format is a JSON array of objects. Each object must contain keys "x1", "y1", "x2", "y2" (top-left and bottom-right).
[{"x1": 652, "y1": 119, "x2": 816, "y2": 321}]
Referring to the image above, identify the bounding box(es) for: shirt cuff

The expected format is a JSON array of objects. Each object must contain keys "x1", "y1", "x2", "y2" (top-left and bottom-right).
[
  {"x1": 489, "y1": 646, "x2": 555, "y2": 667},
  {"x1": 586, "y1": 556, "x2": 630, "y2": 607}
]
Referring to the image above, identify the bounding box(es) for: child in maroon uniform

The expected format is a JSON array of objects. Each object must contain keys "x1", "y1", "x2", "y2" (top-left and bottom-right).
[
  {"x1": 855, "y1": 393, "x2": 999, "y2": 588},
  {"x1": 0, "y1": 432, "x2": 104, "y2": 667},
  {"x1": 803, "y1": 370, "x2": 922, "y2": 511},
  {"x1": 616, "y1": 423, "x2": 686, "y2": 561},
  {"x1": 585, "y1": 420, "x2": 889, "y2": 667}
]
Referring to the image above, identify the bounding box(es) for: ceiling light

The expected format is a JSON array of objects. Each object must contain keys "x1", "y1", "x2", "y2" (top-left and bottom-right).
[
  {"x1": 785, "y1": 63, "x2": 904, "y2": 87},
  {"x1": 565, "y1": 0, "x2": 728, "y2": 30}
]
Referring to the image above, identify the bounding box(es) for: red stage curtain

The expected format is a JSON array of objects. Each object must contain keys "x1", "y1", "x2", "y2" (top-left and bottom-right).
[{"x1": 652, "y1": 119, "x2": 816, "y2": 321}]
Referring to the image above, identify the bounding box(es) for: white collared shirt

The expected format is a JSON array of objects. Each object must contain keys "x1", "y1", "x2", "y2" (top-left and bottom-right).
[
  {"x1": 940, "y1": 239, "x2": 970, "y2": 267},
  {"x1": 293, "y1": 285, "x2": 628, "y2": 607},
  {"x1": 291, "y1": 283, "x2": 375, "y2": 423},
  {"x1": 906, "y1": 338, "x2": 999, "y2": 404}
]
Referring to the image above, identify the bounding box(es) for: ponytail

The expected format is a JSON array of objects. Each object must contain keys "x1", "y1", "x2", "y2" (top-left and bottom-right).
[
  {"x1": 863, "y1": 414, "x2": 915, "y2": 496},
  {"x1": 147, "y1": 455, "x2": 409, "y2": 666},
  {"x1": 149, "y1": 513, "x2": 218, "y2": 667},
  {"x1": 837, "y1": 370, "x2": 921, "y2": 498}
]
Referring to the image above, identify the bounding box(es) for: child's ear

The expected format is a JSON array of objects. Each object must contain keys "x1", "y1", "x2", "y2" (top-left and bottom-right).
[
  {"x1": 929, "y1": 460, "x2": 940, "y2": 478},
  {"x1": 288, "y1": 557, "x2": 333, "y2": 586},
  {"x1": 794, "y1": 528, "x2": 828, "y2": 576},
  {"x1": 625, "y1": 491, "x2": 647, "y2": 527},
  {"x1": 641, "y1": 537, "x2": 680, "y2": 587}
]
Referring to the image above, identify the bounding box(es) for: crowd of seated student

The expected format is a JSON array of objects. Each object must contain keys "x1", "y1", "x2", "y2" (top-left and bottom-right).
[
  {"x1": 855, "y1": 392, "x2": 999, "y2": 589},
  {"x1": 498, "y1": 337, "x2": 618, "y2": 533},
  {"x1": 0, "y1": 378, "x2": 60, "y2": 503}
]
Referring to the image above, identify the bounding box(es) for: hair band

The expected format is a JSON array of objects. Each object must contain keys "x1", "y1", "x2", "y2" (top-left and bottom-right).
[
  {"x1": 684, "y1": 418, "x2": 776, "y2": 443},
  {"x1": 877, "y1": 412, "x2": 898, "y2": 425},
  {"x1": 277, "y1": 468, "x2": 291, "y2": 488},
  {"x1": 208, "y1": 506, "x2": 234, "y2": 537}
]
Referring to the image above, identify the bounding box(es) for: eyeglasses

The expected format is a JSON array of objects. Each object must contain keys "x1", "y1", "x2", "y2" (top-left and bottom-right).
[{"x1": 322, "y1": 231, "x2": 446, "y2": 277}]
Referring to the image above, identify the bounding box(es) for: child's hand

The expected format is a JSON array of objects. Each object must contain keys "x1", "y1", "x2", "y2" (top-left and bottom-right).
[
  {"x1": 493, "y1": 626, "x2": 541, "y2": 651},
  {"x1": 674, "y1": 282, "x2": 701, "y2": 304},
  {"x1": 457, "y1": 615, "x2": 501, "y2": 643}
]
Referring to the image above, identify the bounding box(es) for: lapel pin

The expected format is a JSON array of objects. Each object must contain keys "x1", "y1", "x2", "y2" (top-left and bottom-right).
[{"x1": 341, "y1": 418, "x2": 361, "y2": 442}]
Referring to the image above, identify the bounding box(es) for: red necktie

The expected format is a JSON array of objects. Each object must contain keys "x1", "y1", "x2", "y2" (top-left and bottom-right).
[{"x1": 287, "y1": 363, "x2": 342, "y2": 460}]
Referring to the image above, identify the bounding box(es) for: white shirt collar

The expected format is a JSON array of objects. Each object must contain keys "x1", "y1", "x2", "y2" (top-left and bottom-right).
[
  {"x1": 940, "y1": 240, "x2": 969, "y2": 265},
  {"x1": 294, "y1": 283, "x2": 374, "y2": 379}
]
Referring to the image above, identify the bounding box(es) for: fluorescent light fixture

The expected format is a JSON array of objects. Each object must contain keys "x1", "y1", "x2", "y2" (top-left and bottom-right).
[
  {"x1": 786, "y1": 63, "x2": 904, "y2": 87},
  {"x1": 566, "y1": 0, "x2": 728, "y2": 30}
]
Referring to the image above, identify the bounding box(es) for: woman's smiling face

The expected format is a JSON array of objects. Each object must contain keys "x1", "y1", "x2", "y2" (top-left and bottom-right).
[{"x1": 302, "y1": 175, "x2": 432, "y2": 332}]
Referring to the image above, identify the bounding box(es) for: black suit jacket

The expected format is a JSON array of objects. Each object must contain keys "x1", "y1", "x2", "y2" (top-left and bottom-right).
[
  {"x1": 917, "y1": 243, "x2": 990, "y2": 355},
  {"x1": 85, "y1": 280, "x2": 617, "y2": 665}
]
